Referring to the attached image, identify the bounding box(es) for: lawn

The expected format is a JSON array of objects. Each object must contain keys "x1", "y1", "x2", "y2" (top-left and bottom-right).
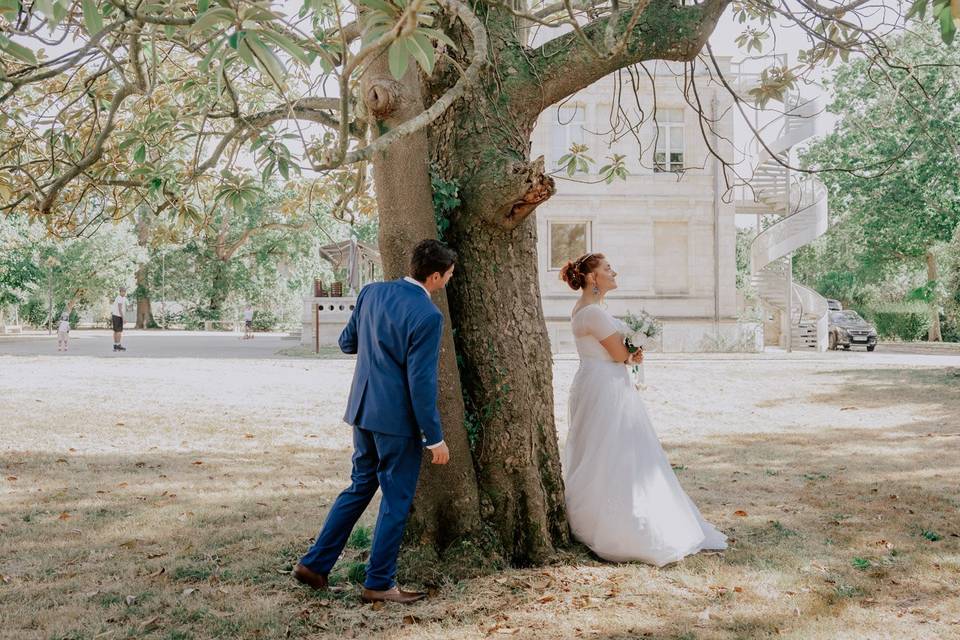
[{"x1": 1, "y1": 348, "x2": 958, "y2": 639}]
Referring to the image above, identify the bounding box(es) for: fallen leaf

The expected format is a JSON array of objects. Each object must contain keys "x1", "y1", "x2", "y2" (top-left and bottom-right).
[
  {"x1": 116, "y1": 482, "x2": 128, "y2": 488},
  {"x1": 370, "y1": 601, "x2": 385, "y2": 611},
  {"x1": 243, "y1": 433, "x2": 255, "y2": 439},
  {"x1": 146, "y1": 552, "x2": 166, "y2": 559},
  {"x1": 125, "y1": 595, "x2": 137, "y2": 606},
  {"x1": 116, "y1": 422, "x2": 125, "y2": 427},
  {"x1": 58, "y1": 511, "x2": 71, "y2": 520},
  {"x1": 734, "y1": 586, "x2": 743, "y2": 593},
  {"x1": 56, "y1": 458, "x2": 67, "y2": 463},
  {"x1": 147, "y1": 567, "x2": 165, "y2": 578},
  {"x1": 69, "y1": 448, "x2": 77, "y2": 452},
  {"x1": 118, "y1": 539, "x2": 139, "y2": 549},
  {"x1": 402, "y1": 615, "x2": 420, "y2": 624},
  {"x1": 6, "y1": 476, "x2": 16, "y2": 481},
  {"x1": 1, "y1": 575, "x2": 11, "y2": 584},
  {"x1": 734, "y1": 510, "x2": 748, "y2": 517},
  {"x1": 182, "y1": 588, "x2": 196, "y2": 596},
  {"x1": 538, "y1": 595, "x2": 556, "y2": 604},
  {"x1": 192, "y1": 461, "x2": 203, "y2": 465}
]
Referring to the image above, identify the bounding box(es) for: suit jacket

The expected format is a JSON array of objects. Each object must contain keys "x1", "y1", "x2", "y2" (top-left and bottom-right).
[{"x1": 340, "y1": 278, "x2": 444, "y2": 446}]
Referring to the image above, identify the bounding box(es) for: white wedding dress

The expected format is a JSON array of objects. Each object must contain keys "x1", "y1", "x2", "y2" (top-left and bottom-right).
[{"x1": 563, "y1": 304, "x2": 727, "y2": 566}]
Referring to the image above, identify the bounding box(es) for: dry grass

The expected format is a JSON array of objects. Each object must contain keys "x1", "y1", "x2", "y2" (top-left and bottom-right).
[{"x1": 2, "y1": 357, "x2": 959, "y2": 640}]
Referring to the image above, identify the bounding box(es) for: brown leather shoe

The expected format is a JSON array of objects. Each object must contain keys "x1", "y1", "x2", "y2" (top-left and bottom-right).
[
  {"x1": 292, "y1": 563, "x2": 328, "y2": 591},
  {"x1": 361, "y1": 586, "x2": 427, "y2": 604}
]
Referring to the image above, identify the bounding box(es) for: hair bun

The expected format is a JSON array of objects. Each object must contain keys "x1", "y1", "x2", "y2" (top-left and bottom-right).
[{"x1": 559, "y1": 260, "x2": 584, "y2": 291}]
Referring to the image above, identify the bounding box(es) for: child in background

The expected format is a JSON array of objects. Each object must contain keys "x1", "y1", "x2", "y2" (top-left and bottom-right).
[{"x1": 57, "y1": 313, "x2": 70, "y2": 351}]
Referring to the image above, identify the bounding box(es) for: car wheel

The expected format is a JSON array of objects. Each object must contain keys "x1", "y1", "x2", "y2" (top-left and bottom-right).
[
  {"x1": 829, "y1": 333, "x2": 837, "y2": 350},
  {"x1": 867, "y1": 345, "x2": 876, "y2": 352}
]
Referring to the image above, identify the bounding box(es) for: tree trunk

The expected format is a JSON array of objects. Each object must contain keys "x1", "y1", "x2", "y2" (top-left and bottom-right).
[
  {"x1": 135, "y1": 264, "x2": 154, "y2": 328},
  {"x1": 361, "y1": 50, "x2": 482, "y2": 556},
  {"x1": 429, "y1": 56, "x2": 568, "y2": 564},
  {"x1": 135, "y1": 208, "x2": 154, "y2": 328},
  {"x1": 927, "y1": 249, "x2": 942, "y2": 342}
]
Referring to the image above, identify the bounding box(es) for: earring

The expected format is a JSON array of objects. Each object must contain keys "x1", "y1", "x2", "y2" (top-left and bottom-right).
[{"x1": 592, "y1": 284, "x2": 600, "y2": 296}]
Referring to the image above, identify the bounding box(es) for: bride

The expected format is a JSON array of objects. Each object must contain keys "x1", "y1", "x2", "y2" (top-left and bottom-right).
[{"x1": 560, "y1": 252, "x2": 727, "y2": 566}]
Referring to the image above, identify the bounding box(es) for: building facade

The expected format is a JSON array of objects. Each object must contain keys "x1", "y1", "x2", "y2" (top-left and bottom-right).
[{"x1": 530, "y1": 59, "x2": 760, "y2": 353}]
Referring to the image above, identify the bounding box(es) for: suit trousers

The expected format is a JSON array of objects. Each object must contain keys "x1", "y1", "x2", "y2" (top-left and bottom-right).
[{"x1": 300, "y1": 425, "x2": 422, "y2": 590}]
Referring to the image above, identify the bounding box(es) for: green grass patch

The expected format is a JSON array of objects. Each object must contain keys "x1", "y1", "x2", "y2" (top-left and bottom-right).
[{"x1": 347, "y1": 525, "x2": 372, "y2": 550}]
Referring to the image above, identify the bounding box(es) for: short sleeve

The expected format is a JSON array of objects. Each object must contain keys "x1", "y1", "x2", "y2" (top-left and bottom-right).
[{"x1": 574, "y1": 306, "x2": 620, "y2": 341}]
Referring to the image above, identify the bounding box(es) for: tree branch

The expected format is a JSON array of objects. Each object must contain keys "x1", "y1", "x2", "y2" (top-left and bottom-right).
[{"x1": 531, "y1": 0, "x2": 730, "y2": 111}]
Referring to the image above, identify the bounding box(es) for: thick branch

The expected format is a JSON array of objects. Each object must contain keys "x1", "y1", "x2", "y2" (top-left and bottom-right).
[
  {"x1": 313, "y1": 0, "x2": 488, "y2": 170},
  {"x1": 531, "y1": 0, "x2": 730, "y2": 111}
]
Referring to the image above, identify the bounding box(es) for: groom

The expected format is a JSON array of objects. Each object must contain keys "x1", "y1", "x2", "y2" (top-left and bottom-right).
[{"x1": 293, "y1": 239, "x2": 455, "y2": 604}]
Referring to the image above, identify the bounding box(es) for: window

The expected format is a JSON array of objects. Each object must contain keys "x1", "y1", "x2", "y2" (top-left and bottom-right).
[
  {"x1": 653, "y1": 221, "x2": 688, "y2": 293},
  {"x1": 549, "y1": 221, "x2": 591, "y2": 270},
  {"x1": 551, "y1": 104, "x2": 586, "y2": 168},
  {"x1": 654, "y1": 109, "x2": 684, "y2": 172}
]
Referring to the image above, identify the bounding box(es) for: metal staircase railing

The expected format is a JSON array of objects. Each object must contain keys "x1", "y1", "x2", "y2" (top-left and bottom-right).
[{"x1": 737, "y1": 95, "x2": 831, "y2": 351}]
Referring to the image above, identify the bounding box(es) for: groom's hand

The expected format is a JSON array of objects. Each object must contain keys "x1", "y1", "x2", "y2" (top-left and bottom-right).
[
  {"x1": 430, "y1": 442, "x2": 450, "y2": 465},
  {"x1": 630, "y1": 348, "x2": 644, "y2": 364}
]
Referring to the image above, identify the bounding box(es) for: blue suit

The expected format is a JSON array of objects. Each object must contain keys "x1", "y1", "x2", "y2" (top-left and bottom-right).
[{"x1": 300, "y1": 278, "x2": 445, "y2": 590}]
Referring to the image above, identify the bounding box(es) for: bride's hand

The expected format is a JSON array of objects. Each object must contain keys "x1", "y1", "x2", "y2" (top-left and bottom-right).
[{"x1": 629, "y1": 348, "x2": 644, "y2": 364}]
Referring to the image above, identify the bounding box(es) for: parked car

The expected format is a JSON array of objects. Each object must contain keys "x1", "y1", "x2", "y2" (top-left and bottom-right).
[
  {"x1": 828, "y1": 310, "x2": 878, "y2": 351},
  {"x1": 827, "y1": 299, "x2": 842, "y2": 311}
]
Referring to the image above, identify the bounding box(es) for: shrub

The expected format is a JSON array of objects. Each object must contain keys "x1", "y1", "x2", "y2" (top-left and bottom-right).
[{"x1": 863, "y1": 303, "x2": 930, "y2": 340}]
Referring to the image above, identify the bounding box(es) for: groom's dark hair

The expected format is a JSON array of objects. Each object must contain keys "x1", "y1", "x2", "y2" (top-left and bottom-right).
[{"x1": 410, "y1": 239, "x2": 457, "y2": 283}]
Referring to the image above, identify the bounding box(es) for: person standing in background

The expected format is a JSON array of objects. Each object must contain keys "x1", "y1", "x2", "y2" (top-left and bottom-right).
[
  {"x1": 243, "y1": 304, "x2": 254, "y2": 340},
  {"x1": 57, "y1": 313, "x2": 70, "y2": 351},
  {"x1": 112, "y1": 287, "x2": 127, "y2": 352}
]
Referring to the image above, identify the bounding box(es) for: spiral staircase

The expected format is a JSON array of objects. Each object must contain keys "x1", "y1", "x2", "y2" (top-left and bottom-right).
[{"x1": 736, "y1": 96, "x2": 830, "y2": 351}]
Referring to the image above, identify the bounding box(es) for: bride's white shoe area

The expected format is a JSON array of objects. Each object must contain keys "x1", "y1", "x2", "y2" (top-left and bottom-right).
[{"x1": 564, "y1": 306, "x2": 727, "y2": 566}]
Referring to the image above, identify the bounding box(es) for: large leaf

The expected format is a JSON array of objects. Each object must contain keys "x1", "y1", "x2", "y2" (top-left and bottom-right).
[
  {"x1": 190, "y1": 7, "x2": 236, "y2": 33},
  {"x1": 0, "y1": 35, "x2": 37, "y2": 65},
  {"x1": 387, "y1": 38, "x2": 409, "y2": 80},
  {"x1": 406, "y1": 32, "x2": 435, "y2": 74},
  {"x1": 81, "y1": 0, "x2": 103, "y2": 35},
  {"x1": 259, "y1": 29, "x2": 311, "y2": 65},
  {"x1": 0, "y1": 0, "x2": 18, "y2": 20}
]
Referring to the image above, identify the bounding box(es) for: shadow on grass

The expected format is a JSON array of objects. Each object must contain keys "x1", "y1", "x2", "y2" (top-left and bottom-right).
[{"x1": 1, "y1": 366, "x2": 958, "y2": 639}]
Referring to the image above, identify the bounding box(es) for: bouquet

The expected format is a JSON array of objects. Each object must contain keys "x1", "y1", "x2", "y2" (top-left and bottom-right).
[{"x1": 622, "y1": 310, "x2": 661, "y2": 390}]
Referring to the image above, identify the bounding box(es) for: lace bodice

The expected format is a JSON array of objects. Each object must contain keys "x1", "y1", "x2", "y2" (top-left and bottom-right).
[{"x1": 571, "y1": 304, "x2": 629, "y2": 362}]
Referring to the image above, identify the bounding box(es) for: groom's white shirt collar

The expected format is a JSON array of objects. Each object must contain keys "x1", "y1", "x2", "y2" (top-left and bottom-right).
[
  {"x1": 401, "y1": 275, "x2": 444, "y2": 450},
  {"x1": 403, "y1": 276, "x2": 430, "y2": 297}
]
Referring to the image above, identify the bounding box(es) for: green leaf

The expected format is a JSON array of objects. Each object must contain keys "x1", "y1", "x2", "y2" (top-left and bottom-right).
[
  {"x1": 0, "y1": 0, "x2": 19, "y2": 20},
  {"x1": 190, "y1": 7, "x2": 236, "y2": 33},
  {"x1": 134, "y1": 145, "x2": 147, "y2": 164},
  {"x1": 198, "y1": 0, "x2": 209, "y2": 12},
  {"x1": 359, "y1": 0, "x2": 397, "y2": 15},
  {"x1": 418, "y1": 27, "x2": 456, "y2": 49},
  {"x1": 199, "y1": 36, "x2": 226, "y2": 70},
  {"x1": 404, "y1": 33, "x2": 434, "y2": 74},
  {"x1": 228, "y1": 30, "x2": 241, "y2": 49},
  {"x1": 387, "y1": 38, "x2": 409, "y2": 80},
  {"x1": 906, "y1": 0, "x2": 928, "y2": 19},
  {"x1": 0, "y1": 36, "x2": 37, "y2": 65},
  {"x1": 81, "y1": 0, "x2": 103, "y2": 34},
  {"x1": 246, "y1": 34, "x2": 287, "y2": 85},
  {"x1": 938, "y1": 3, "x2": 956, "y2": 44},
  {"x1": 259, "y1": 29, "x2": 312, "y2": 64}
]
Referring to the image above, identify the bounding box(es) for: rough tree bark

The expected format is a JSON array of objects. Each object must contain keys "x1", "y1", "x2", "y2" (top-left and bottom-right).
[
  {"x1": 926, "y1": 249, "x2": 942, "y2": 342},
  {"x1": 360, "y1": 48, "x2": 482, "y2": 554},
  {"x1": 134, "y1": 209, "x2": 154, "y2": 329},
  {"x1": 351, "y1": 0, "x2": 729, "y2": 567}
]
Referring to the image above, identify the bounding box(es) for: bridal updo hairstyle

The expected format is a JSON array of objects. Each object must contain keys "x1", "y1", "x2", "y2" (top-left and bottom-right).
[{"x1": 560, "y1": 252, "x2": 605, "y2": 291}]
